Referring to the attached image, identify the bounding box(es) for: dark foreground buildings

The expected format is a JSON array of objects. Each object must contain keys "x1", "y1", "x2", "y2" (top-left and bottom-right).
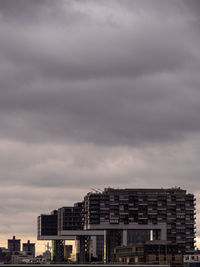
[
  {"x1": 37, "y1": 187, "x2": 196, "y2": 264},
  {"x1": 2, "y1": 237, "x2": 35, "y2": 264}
]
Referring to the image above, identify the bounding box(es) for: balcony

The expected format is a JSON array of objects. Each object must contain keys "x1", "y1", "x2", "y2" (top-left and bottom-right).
[
  {"x1": 185, "y1": 221, "x2": 195, "y2": 225},
  {"x1": 186, "y1": 207, "x2": 195, "y2": 210},
  {"x1": 186, "y1": 234, "x2": 195, "y2": 238},
  {"x1": 129, "y1": 207, "x2": 138, "y2": 210}
]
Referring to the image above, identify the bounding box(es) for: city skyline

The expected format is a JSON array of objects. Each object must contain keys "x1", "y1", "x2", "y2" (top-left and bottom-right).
[{"x1": 0, "y1": 0, "x2": 200, "y2": 256}]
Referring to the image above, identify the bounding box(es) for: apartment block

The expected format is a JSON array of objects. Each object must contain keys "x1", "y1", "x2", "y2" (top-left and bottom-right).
[
  {"x1": 8, "y1": 236, "x2": 20, "y2": 252},
  {"x1": 37, "y1": 187, "x2": 196, "y2": 263},
  {"x1": 23, "y1": 240, "x2": 35, "y2": 257}
]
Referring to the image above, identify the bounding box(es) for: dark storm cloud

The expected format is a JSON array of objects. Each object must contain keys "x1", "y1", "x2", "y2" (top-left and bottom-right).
[{"x1": 0, "y1": 0, "x2": 200, "y2": 249}]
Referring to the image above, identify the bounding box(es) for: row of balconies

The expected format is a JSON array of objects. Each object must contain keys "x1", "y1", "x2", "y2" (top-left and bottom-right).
[
  {"x1": 97, "y1": 202, "x2": 195, "y2": 207},
  {"x1": 98, "y1": 200, "x2": 195, "y2": 206},
  {"x1": 96, "y1": 208, "x2": 195, "y2": 216},
  {"x1": 98, "y1": 214, "x2": 193, "y2": 220}
]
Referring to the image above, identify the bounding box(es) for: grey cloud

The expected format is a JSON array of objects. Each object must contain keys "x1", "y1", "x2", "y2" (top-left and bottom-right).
[
  {"x1": 0, "y1": 139, "x2": 200, "y2": 192},
  {"x1": 0, "y1": 140, "x2": 200, "y2": 235},
  {"x1": 0, "y1": 0, "x2": 200, "y2": 249},
  {"x1": 0, "y1": 75, "x2": 200, "y2": 146},
  {"x1": 0, "y1": 0, "x2": 70, "y2": 22},
  {"x1": 0, "y1": 0, "x2": 199, "y2": 146}
]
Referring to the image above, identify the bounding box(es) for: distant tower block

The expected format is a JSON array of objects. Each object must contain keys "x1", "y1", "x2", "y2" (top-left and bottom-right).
[{"x1": 8, "y1": 236, "x2": 21, "y2": 252}]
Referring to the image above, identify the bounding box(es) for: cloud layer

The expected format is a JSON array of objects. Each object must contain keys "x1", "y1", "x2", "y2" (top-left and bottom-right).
[{"x1": 0, "y1": 0, "x2": 200, "y2": 253}]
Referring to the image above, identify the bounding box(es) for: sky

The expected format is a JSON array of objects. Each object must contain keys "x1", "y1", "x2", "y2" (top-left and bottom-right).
[{"x1": 0, "y1": 0, "x2": 200, "y2": 254}]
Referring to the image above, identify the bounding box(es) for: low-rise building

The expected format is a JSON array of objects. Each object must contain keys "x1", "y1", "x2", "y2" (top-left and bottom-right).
[
  {"x1": 0, "y1": 247, "x2": 11, "y2": 264},
  {"x1": 11, "y1": 251, "x2": 34, "y2": 264},
  {"x1": 115, "y1": 241, "x2": 183, "y2": 265}
]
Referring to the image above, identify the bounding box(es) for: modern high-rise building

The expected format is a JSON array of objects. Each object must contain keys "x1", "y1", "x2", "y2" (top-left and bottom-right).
[{"x1": 37, "y1": 187, "x2": 196, "y2": 263}]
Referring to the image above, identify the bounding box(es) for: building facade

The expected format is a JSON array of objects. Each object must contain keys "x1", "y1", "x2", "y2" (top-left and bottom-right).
[
  {"x1": 115, "y1": 241, "x2": 183, "y2": 265},
  {"x1": 37, "y1": 187, "x2": 196, "y2": 263}
]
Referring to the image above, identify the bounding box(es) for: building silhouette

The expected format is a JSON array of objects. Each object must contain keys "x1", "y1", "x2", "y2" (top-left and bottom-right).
[
  {"x1": 23, "y1": 240, "x2": 35, "y2": 257},
  {"x1": 8, "y1": 236, "x2": 20, "y2": 252},
  {"x1": 37, "y1": 187, "x2": 196, "y2": 264}
]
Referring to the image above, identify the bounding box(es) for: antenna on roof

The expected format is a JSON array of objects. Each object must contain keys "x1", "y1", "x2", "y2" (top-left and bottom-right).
[{"x1": 91, "y1": 188, "x2": 99, "y2": 193}]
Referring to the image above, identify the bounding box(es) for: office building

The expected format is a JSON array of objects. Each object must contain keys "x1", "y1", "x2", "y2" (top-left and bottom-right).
[{"x1": 37, "y1": 187, "x2": 196, "y2": 263}]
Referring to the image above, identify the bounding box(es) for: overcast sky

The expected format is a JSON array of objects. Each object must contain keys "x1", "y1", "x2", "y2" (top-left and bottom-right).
[{"x1": 0, "y1": 0, "x2": 200, "y2": 253}]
